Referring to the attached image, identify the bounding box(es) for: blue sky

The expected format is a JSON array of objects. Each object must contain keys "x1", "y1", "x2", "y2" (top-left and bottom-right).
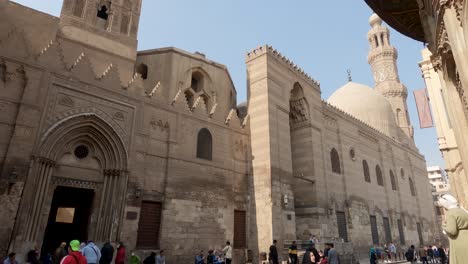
[{"x1": 11, "y1": 0, "x2": 444, "y2": 168}]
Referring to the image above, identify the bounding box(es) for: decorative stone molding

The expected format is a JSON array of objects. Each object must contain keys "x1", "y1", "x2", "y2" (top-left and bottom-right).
[
  {"x1": 52, "y1": 176, "x2": 100, "y2": 189},
  {"x1": 455, "y1": 72, "x2": 468, "y2": 116},
  {"x1": 246, "y1": 45, "x2": 320, "y2": 88},
  {"x1": 146, "y1": 81, "x2": 161, "y2": 98},
  {"x1": 150, "y1": 118, "x2": 169, "y2": 132},
  {"x1": 103, "y1": 169, "x2": 122, "y2": 177},
  {"x1": 58, "y1": 95, "x2": 75, "y2": 107},
  {"x1": 323, "y1": 114, "x2": 338, "y2": 128},
  {"x1": 289, "y1": 98, "x2": 309, "y2": 129},
  {"x1": 113, "y1": 112, "x2": 125, "y2": 121}
]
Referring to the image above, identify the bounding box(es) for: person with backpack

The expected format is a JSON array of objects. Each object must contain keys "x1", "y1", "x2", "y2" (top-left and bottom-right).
[
  {"x1": 60, "y1": 240, "x2": 87, "y2": 264},
  {"x1": 82, "y1": 241, "x2": 101, "y2": 264},
  {"x1": 369, "y1": 247, "x2": 378, "y2": 264},
  {"x1": 405, "y1": 245, "x2": 417, "y2": 264}
]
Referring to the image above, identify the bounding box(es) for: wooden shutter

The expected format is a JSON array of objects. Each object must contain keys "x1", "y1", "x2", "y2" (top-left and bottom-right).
[
  {"x1": 397, "y1": 219, "x2": 405, "y2": 245},
  {"x1": 137, "y1": 201, "x2": 162, "y2": 249},
  {"x1": 336, "y1": 211, "x2": 348, "y2": 242},
  {"x1": 370, "y1": 215, "x2": 379, "y2": 245},
  {"x1": 234, "y1": 210, "x2": 246, "y2": 249},
  {"x1": 383, "y1": 217, "x2": 392, "y2": 243}
]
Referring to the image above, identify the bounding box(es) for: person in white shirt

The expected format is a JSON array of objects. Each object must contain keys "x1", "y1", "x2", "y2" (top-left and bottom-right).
[{"x1": 222, "y1": 241, "x2": 232, "y2": 264}]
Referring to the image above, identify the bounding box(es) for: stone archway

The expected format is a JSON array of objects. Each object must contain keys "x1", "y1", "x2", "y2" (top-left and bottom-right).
[{"x1": 12, "y1": 113, "x2": 128, "y2": 254}]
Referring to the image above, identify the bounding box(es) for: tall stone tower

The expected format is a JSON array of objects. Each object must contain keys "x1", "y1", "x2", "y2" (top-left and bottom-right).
[
  {"x1": 367, "y1": 13, "x2": 414, "y2": 139},
  {"x1": 59, "y1": 0, "x2": 142, "y2": 62}
]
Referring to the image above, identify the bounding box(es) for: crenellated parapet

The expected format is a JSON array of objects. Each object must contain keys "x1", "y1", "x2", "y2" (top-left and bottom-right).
[{"x1": 246, "y1": 45, "x2": 320, "y2": 88}]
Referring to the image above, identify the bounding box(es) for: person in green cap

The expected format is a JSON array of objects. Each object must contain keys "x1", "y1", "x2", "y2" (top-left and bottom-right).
[
  {"x1": 129, "y1": 252, "x2": 141, "y2": 264},
  {"x1": 60, "y1": 240, "x2": 87, "y2": 264}
]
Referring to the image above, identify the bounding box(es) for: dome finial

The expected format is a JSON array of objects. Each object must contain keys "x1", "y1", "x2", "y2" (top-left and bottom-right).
[
  {"x1": 369, "y1": 13, "x2": 382, "y2": 27},
  {"x1": 347, "y1": 69, "x2": 352, "y2": 82}
]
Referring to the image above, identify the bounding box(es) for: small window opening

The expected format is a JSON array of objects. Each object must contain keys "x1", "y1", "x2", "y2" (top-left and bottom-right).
[
  {"x1": 197, "y1": 128, "x2": 213, "y2": 160},
  {"x1": 191, "y1": 78, "x2": 199, "y2": 92},
  {"x1": 374, "y1": 35, "x2": 379, "y2": 47},
  {"x1": 136, "y1": 63, "x2": 148, "y2": 80},
  {"x1": 97, "y1": 5, "x2": 109, "y2": 20}
]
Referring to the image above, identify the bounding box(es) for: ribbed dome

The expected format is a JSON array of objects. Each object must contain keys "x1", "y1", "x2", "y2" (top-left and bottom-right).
[{"x1": 328, "y1": 82, "x2": 398, "y2": 138}]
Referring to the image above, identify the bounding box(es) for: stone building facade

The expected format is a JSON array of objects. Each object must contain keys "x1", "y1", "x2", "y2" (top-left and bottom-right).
[
  {"x1": 365, "y1": 0, "x2": 468, "y2": 210},
  {"x1": 0, "y1": 0, "x2": 436, "y2": 263}
]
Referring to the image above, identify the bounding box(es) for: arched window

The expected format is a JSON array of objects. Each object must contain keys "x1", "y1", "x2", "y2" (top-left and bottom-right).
[
  {"x1": 409, "y1": 178, "x2": 416, "y2": 196},
  {"x1": 376, "y1": 165, "x2": 384, "y2": 186},
  {"x1": 97, "y1": 5, "x2": 109, "y2": 20},
  {"x1": 363, "y1": 160, "x2": 370, "y2": 183},
  {"x1": 197, "y1": 128, "x2": 212, "y2": 160},
  {"x1": 136, "y1": 63, "x2": 148, "y2": 80},
  {"x1": 390, "y1": 170, "x2": 397, "y2": 190},
  {"x1": 400, "y1": 168, "x2": 405, "y2": 179},
  {"x1": 374, "y1": 35, "x2": 379, "y2": 47},
  {"x1": 330, "y1": 148, "x2": 341, "y2": 174},
  {"x1": 191, "y1": 72, "x2": 204, "y2": 92},
  {"x1": 73, "y1": 0, "x2": 86, "y2": 17}
]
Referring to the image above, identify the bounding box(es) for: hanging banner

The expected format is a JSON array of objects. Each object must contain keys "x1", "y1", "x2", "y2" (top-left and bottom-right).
[{"x1": 414, "y1": 88, "x2": 434, "y2": 128}]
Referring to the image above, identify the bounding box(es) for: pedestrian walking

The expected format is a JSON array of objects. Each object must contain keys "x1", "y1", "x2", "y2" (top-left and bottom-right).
[
  {"x1": 325, "y1": 243, "x2": 338, "y2": 264},
  {"x1": 99, "y1": 243, "x2": 114, "y2": 264},
  {"x1": 195, "y1": 251, "x2": 205, "y2": 264},
  {"x1": 438, "y1": 246, "x2": 447, "y2": 264},
  {"x1": 405, "y1": 245, "x2": 417, "y2": 264},
  {"x1": 143, "y1": 252, "x2": 155, "y2": 264},
  {"x1": 156, "y1": 251, "x2": 165, "y2": 264},
  {"x1": 3, "y1": 253, "x2": 17, "y2": 264},
  {"x1": 207, "y1": 250, "x2": 215, "y2": 264},
  {"x1": 418, "y1": 246, "x2": 428, "y2": 264},
  {"x1": 26, "y1": 249, "x2": 40, "y2": 264},
  {"x1": 269, "y1": 240, "x2": 278, "y2": 264},
  {"x1": 288, "y1": 241, "x2": 298, "y2": 264},
  {"x1": 59, "y1": 240, "x2": 87, "y2": 264},
  {"x1": 82, "y1": 241, "x2": 101, "y2": 264},
  {"x1": 130, "y1": 252, "x2": 141, "y2": 264},
  {"x1": 302, "y1": 244, "x2": 320, "y2": 264},
  {"x1": 54, "y1": 243, "x2": 68, "y2": 264},
  {"x1": 369, "y1": 247, "x2": 377, "y2": 264},
  {"x1": 115, "y1": 242, "x2": 126, "y2": 264},
  {"x1": 222, "y1": 241, "x2": 232, "y2": 264},
  {"x1": 389, "y1": 243, "x2": 397, "y2": 261}
]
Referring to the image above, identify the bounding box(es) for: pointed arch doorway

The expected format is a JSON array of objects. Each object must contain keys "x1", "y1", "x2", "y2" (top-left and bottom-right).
[{"x1": 15, "y1": 113, "x2": 128, "y2": 256}]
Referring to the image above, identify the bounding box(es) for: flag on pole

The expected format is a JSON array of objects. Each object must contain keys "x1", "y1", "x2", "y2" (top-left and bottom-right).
[{"x1": 414, "y1": 88, "x2": 434, "y2": 129}]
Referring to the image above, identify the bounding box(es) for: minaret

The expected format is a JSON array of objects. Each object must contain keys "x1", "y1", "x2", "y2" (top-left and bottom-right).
[
  {"x1": 367, "y1": 13, "x2": 414, "y2": 139},
  {"x1": 59, "y1": 0, "x2": 142, "y2": 61}
]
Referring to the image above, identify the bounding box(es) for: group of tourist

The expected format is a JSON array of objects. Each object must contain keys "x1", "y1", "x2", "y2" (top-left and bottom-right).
[
  {"x1": 267, "y1": 240, "x2": 339, "y2": 264},
  {"x1": 194, "y1": 241, "x2": 232, "y2": 264},
  {"x1": 368, "y1": 243, "x2": 449, "y2": 264},
  {"x1": 3, "y1": 241, "x2": 165, "y2": 264}
]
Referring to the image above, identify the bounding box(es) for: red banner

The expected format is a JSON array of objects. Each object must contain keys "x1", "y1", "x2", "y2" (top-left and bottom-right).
[{"x1": 414, "y1": 89, "x2": 434, "y2": 129}]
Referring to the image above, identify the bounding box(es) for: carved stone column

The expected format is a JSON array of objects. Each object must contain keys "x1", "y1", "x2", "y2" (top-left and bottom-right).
[
  {"x1": 24, "y1": 157, "x2": 56, "y2": 241},
  {"x1": 95, "y1": 169, "x2": 128, "y2": 242}
]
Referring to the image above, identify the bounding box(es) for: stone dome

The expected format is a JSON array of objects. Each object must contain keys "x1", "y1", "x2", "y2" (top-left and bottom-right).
[{"x1": 327, "y1": 82, "x2": 398, "y2": 138}]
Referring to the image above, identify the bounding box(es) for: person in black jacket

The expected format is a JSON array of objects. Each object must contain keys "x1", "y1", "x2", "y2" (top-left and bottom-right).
[
  {"x1": 269, "y1": 240, "x2": 278, "y2": 264},
  {"x1": 143, "y1": 252, "x2": 156, "y2": 264},
  {"x1": 99, "y1": 242, "x2": 114, "y2": 264}
]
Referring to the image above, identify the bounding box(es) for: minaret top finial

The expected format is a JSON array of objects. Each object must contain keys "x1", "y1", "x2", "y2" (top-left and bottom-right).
[
  {"x1": 347, "y1": 69, "x2": 352, "y2": 82},
  {"x1": 369, "y1": 13, "x2": 382, "y2": 28}
]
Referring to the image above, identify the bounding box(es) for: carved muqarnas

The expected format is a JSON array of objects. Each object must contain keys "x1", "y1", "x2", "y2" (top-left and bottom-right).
[
  {"x1": 455, "y1": 72, "x2": 468, "y2": 118},
  {"x1": 290, "y1": 98, "x2": 309, "y2": 128}
]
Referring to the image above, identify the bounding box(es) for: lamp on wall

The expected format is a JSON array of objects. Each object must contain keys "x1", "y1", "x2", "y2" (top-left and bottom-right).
[
  {"x1": 134, "y1": 187, "x2": 141, "y2": 199},
  {"x1": 283, "y1": 194, "x2": 289, "y2": 206}
]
